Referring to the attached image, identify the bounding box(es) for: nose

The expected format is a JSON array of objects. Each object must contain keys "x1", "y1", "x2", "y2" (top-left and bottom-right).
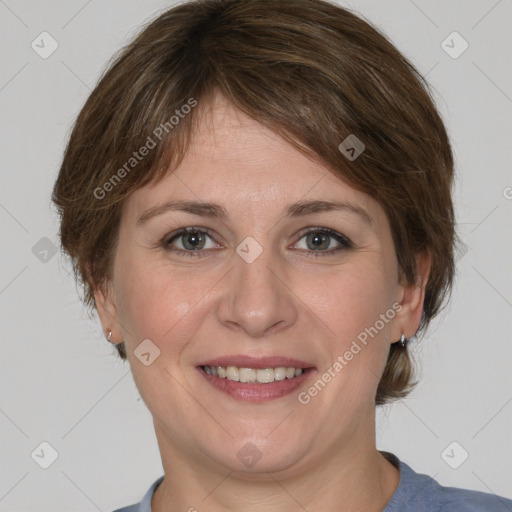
[{"x1": 216, "y1": 244, "x2": 298, "y2": 338}]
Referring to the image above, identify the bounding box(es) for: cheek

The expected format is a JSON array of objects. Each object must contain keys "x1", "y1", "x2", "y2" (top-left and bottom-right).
[
  {"x1": 307, "y1": 263, "x2": 393, "y2": 341},
  {"x1": 114, "y1": 256, "x2": 198, "y2": 347},
  {"x1": 306, "y1": 261, "x2": 395, "y2": 399}
]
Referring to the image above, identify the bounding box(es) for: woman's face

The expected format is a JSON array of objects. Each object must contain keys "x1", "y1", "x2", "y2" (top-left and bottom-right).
[{"x1": 98, "y1": 93, "x2": 423, "y2": 477}]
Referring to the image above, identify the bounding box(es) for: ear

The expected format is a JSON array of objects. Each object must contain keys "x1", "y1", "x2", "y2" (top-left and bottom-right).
[
  {"x1": 88, "y1": 264, "x2": 122, "y2": 344},
  {"x1": 391, "y1": 250, "x2": 431, "y2": 342}
]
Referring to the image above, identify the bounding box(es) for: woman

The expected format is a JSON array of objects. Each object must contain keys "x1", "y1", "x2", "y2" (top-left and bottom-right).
[{"x1": 51, "y1": 0, "x2": 512, "y2": 510}]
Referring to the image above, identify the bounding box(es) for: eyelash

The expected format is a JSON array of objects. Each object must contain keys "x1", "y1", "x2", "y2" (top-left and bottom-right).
[{"x1": 161, "y1": 226, "x2": 353, "y2": 259}]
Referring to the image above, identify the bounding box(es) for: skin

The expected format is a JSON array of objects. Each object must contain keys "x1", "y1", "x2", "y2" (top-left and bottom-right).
[{"x1": 95, "y1": 92, "x2": 430, "y2": 511}]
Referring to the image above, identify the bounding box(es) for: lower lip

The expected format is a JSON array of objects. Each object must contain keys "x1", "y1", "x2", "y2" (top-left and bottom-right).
[{"x1": 197, "y1": 367, "x2": 315, "y2": 402}]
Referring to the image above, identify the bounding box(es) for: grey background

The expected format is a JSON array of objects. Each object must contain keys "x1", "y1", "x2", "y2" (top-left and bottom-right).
[{"x1": 0, "y1": 0, "x2": 511, "y2": 510}]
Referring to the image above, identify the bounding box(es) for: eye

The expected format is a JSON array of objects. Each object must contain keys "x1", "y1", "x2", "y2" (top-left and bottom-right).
[
  {"x1": 292, "y1": 227, "x2": 352, "y2": 257},
  {"x1": 162, "y1": 226, "x2": 352, "y2": 259},
  {"x1": 163, "y1": 227, "x2": 220, "y2": 257}
]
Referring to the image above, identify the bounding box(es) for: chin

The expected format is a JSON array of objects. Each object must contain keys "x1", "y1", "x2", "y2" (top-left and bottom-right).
[{"x1": 202, "y1": 430, "x2": 315, "y2": 478}]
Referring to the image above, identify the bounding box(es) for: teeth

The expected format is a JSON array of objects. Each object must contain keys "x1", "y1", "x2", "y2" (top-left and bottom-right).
[
  {"x1": 226, "y1": 366, "x2": 239, "y2": 381},
  {"x1": 239, "y1": 368, "x2": 256, "y2": 383},
  {"x1": 256, "y1": 368, "x2": 274, "y2": 384},
  {"x1": 203, "y1": 365, "x2": 304, "y2": 383},
  {"x1": 274, "y1": 367, "x2": 287, "y2": 381}
]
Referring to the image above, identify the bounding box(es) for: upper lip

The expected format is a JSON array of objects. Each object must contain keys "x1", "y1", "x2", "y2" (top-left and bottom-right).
[{"x1": 197, "y1": 355, "x2": 315, "y2": 370}]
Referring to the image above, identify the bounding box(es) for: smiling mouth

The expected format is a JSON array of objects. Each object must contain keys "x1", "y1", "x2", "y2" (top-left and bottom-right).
[
  {"x1": 196, "y1": 355, "x2": 316, "y2": 402},
  {"x1": 200, "y1": 365, "x2": 310, "y2": 383},
  {"x1": 197, "y1": 363, "x2": 316, "y2": 402}
]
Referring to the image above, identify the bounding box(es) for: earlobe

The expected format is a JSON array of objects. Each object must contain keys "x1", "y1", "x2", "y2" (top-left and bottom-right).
[
  {"x1": 92, "y1": 280, "x2": 121, "y2": 342},
  {"x1": 392, "y1": 250, "x2": 431, "y2": 341}
]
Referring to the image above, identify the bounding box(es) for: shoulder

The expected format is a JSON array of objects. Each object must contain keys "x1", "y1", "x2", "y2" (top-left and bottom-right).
[
  {"x1": 438, "y1": 484, "x2": 512, "y2": 512},
  {"x1": 112, "y1": 506, "x2": 139, "y2": 512},
  {"x1": 111, "y1": 475, "x2": 164, "y2": 512},
  {"x1": 382, "y1": 452, "x2": 512, "y2": 512}
]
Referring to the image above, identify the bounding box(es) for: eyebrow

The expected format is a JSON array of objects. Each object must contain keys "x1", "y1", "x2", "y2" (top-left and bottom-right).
[{"x1": 137, "y1": 199, "x2": 373, "y2": 226}]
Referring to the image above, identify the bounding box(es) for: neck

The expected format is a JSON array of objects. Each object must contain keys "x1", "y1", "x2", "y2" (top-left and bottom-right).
[{"x1": 151, "y1": 421, "x2": 399, "y2": 512}]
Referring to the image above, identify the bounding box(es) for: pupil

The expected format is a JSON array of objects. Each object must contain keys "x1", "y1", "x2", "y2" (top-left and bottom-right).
[
  {"x1": 309, "y1": 232, "x2": 328, "y2": 250},
  {"x1": 185, "y1": 231, "x2": 204, "y2": 250}
]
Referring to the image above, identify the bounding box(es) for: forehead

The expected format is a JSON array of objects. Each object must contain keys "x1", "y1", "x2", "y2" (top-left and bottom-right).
[
  {"x1": 122, "y1": 94, "x2": 382, "y2": 225},
  {"x1": 187, "y1": 94, "x2": 317, "y2": 179}
]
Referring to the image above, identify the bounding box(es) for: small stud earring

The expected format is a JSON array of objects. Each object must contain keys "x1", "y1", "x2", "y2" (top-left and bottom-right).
[
  {"x1": 400, "y1": 334, "x2": 407, "y2": 347},
  {"x1": 107, "y1": 330, "x2": 113, "y2": 343}
]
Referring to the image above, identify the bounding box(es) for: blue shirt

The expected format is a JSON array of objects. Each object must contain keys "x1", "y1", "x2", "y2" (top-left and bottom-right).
[{"x1": 112, "y1": 452, "x2": 512, "y2": 511}]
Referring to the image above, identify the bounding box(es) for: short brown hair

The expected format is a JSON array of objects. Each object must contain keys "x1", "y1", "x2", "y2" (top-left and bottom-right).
[{"x1": 52, "y1": 0, "x2": 456, "y2": 405}]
